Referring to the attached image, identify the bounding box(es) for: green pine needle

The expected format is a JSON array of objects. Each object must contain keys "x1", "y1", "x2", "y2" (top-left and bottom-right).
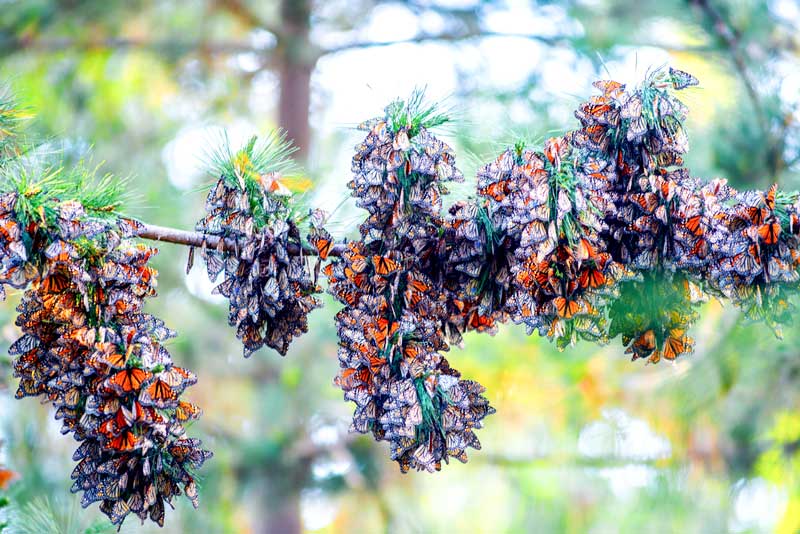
[
  {"x1": 0, "y1": 85, "x2": 31, "y2": 164},
  {"x1": 1, "y1": 159, "x2": 130, "y2": 228},
  {"x1": 202, "y1": 130, "x2": 298, "y2": 190},
  {"x1": 7, "y1": 497, "x2": 119, "y2": 534},
  {"x1": 385, "y1": 88, "x2": 451, "y2": 137},
  {"x1": 201, "y1": 130, "x2": 300, "y2": 228}
]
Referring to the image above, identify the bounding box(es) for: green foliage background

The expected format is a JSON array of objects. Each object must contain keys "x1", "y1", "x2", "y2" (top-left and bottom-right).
[{"x1": 1, "y1": 1, "x2": 799, "y2": 532}]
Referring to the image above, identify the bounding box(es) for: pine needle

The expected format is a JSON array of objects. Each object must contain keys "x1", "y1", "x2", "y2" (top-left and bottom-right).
[
  {"x1": 201, "y1": 130, "x2": 298, "y2": 189},
  {"x1": 385, "y1": 88, "x2": 451, "y2": 137}
]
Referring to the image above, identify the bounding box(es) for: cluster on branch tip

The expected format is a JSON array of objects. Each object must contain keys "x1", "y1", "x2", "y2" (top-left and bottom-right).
[
  {"x1": 194, "y1": 136, "x2": 322, "y2": 356},
  {"x1": 323, "y1": 105, "x2": 494, "y2": 473},
  {"x1": 3, "y1": 66, "x2": 800, "y2": 527},
  {"x1": 3, "y1": 195, "x2": 209, "y2": 527}
]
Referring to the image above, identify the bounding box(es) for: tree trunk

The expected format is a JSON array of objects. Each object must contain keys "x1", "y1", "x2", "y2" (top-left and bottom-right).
[
  {"x1": 259, "y1": 495, "x2": 302, "y2": 534},
  {"x1": 278, "y1": 0, "x2": 313, "y2": 161}
]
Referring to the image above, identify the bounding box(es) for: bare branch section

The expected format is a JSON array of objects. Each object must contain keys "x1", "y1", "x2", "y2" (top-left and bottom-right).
[
  {"x1": 135, "y1": 222, "x2": 345, "y2": 257},
  {"x1": 1, "y1": 35, "x2": 266, "y2": 55},
  {"x1": 321, "y1": 31, "x2": 564, "y2": 56}
]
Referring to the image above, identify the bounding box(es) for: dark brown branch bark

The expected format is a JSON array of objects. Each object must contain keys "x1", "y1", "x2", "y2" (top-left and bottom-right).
[{"x1": 135, "y1": 222, "x2": 345, "y2": 257}]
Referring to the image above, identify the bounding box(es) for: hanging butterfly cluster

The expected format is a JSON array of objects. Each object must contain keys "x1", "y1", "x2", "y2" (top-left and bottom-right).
[
  {"x1": 307, "y1": 68, "x2": 800, "y2": 471},
  {"x1": 0, "y1": 192, "x2": 35, "y2": 300},
  {"x1": 442, "y1": 199, "x2": 508, "y2": 339},
  {"x1": 476, "y1": 139, "x2": 635, "y2": 350},
  {"x1": 708, "y1": 185, "x2": 800, "y2": 334},
  {"x1": 195, "y1": 157, "x2": 322, "y2": 356},
  {"x1": 3, "y1": 193, "x2": 209, "y2": 527},
  {"x1": 323, "y1": 106, "x2": 494, "y2": 473}
]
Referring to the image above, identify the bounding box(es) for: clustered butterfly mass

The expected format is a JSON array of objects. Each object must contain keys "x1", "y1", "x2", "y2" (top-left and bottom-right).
[
  {"x1": 3, "y1": 66, "x2": 800, "y2": 527},
  {"x1": 323, "y1": 101, "x2": 495, "y2": 473},
  {"x1": 4, "y1": 195, "x2": 210, "y2": 527},
  {"x1": 195, "y1": 140, "x2": 322, "y2": 357}
]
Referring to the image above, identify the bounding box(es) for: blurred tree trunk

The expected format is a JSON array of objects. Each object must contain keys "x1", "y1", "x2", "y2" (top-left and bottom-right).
[
  {"x1": 261, "y1": 496, "x2": 302, "y2": 534},
  {"x1": 277, "y1": 0, "x2": 313, "y2": 161},
  {"x1": 254, "y1": 458, "x2": 310, "y2": 534}
]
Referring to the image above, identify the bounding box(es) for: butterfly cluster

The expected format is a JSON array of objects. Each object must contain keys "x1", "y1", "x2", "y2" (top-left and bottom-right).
[
  {"x1": 442, "y1": 199, "x2": 508, "y2": 340},
  {"x1": 477, "y1": 139, "x2": 634, "y2": 350},
  {"x1": 562, "y1": 68, "x2": 720, "y2": 361},
  {"x1": 0, "y1": 192, "x2": 35, "y2": 301},
  {"x1": 196, "y1": 174, "x2": 322, "y2": 356},
  {"x1": 5, "y1": 198, "x2": 209, "y2": 528},
  {"x1": 707, "y1": 185, "x2": 800, "y2": 334},
  {"x1": 5, "y1": 67, "x2": 800, "y2": 528},
  {"x1": 316, "y1": 73, "x2": 800, "y2": 470},
  {"x1": 323, "y1": 104, "x2": 494, "y2": 473}
]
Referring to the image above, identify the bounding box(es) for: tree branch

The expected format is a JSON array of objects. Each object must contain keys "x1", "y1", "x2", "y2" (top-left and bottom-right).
[
  {"x1": 689, "y1": 0, "x2": 769, "y2": 136},
  {"x1": 320, "y1": 30, "x2": 565, "y2": 57},
  {"x1": 0, "y1": 35, "x2": 269, "y2": 55},
  {"x1": 134, "y1": 222, "x2": 345, "y2": 257},
  {"x1": 214, "y1": 0, "x2": 273, "y2": 32}
]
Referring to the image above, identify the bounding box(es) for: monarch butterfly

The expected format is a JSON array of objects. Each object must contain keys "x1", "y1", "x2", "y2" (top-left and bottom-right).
[
  {"x1": 767, "y1": 257, "x2": 797, "y2": 281},
  {"x1": 0, "y1": 191, "x2": 17, "y2": 214},
  {"x1": 478, "y1": 181, "x2": 508, "y2": 201},
  {"x1": 45, "y1": 240, "x2": 77, "y2": 262},
  {"x1": 106, "y1": 368, "x2": 151, "y2": 394},
  {"x1": 8, "y1": 333, "x2": 39, "y2": 355},
  {"x1": 107, "y1": 496, "x2": 132, "y2": 525},
  {"x1": 544, "y1": 136, "x2": 569, "y2": 167},
  {"x1": 575, "y1": 238, "x2": 598, "y2": 262},
  {"x1": 668, "y1": 67, "x2": 699, "y2": 90},
  {"x1": 581, "y1": 102, "x2": 613, "y2": 120},
  {"x1": 732, "y1": 249, "x2": 762, "y2": 275},
  {"x1": 626, "y1": 117, "x2": 647, "y2": 141},
  {"x1": 629, "y1": 192, "x2": 659, "y2": 214},
  {"x1": 0, "y1": 216, "x2": 20, "y2": 241},
  {"x1": 117, "y1": 217, "x2": 145, "y2": 238},
  {"x1": 372, "y1": 255, "x2": 402, "y2": 276},
  {"x1": 172, "y1": 401, "x2": 201, "y2": 423},
  {"x1": 139, "y1": 379, "x2": 177, "y2": 408},
  {"x1": 683, "y1": 214, "x2": 704, "y2": 236},
  {"x1": 467, "y1": 311, "x2": 494, "y2": 332},
  {"x1": 593, "y1": 79, "x2": 626, "y2": 97},
  {"x1": 554, "y1": 296, "x2": 581, "y2": 319},
  {"x1": 663, "y1": 330, "x2": 691, "y2": 360},
  {"x1": 348, "y1": 253, "x2": 368, "y2": 274},
  {"x1": 620, "y1": 93, "x2": 643, "y2": 119},
  {"x1": 628, "y1": 329, "x2": 657, "y2": 360},
  {"x1": 107, "y1": 429, "x2": 139, "y2": 452},
  {"x1": 336, "y1": 367, "x2": 372, "y2": 390},
  {"x1": 579, "y1": 267, "x2": 606, "y2": 289},
  {"x1": 367, "y1": 318, "x2": 398, "y2": 348},
  {"x1": 758, "y1": 222, "x2": 781, "y2": 245},
  {"x1": 309, "y1": 222, "x2": 333, "y2": 260},
  {"x1": 161, "y1": 366, "x2": 198, "y2": 388}
]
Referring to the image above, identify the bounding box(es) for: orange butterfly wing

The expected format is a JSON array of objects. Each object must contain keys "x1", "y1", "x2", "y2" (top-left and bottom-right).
[
  {"x1": 110, "y1": 368, "x2": 151, "y2": 393},
  {"x1": 758, "y1": 222, "x2": 781, "y2": 245},
  {"x1": 372, "y1": 255, "x2": 401, "y2": 276}
]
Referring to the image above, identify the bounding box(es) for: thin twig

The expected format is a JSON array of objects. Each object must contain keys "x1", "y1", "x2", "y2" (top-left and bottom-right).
[
  {"x1": 135, "y1": 222, "x2": 346, "y2": 257},
  {"x1": 2, "y1": 35, "x2": 269, "y2": 55},
  {"x1": 320, "y1": 31, "x2": 564, "y2": 56},
  {"x1": 689, "y1": 0, "x2": 769, "y2": 136}
]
